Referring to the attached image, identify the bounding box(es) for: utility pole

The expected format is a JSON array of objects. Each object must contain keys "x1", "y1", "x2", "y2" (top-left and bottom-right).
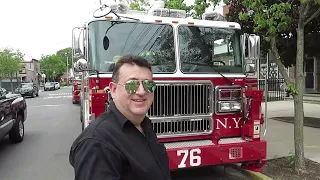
[
  {"x1": 67, "y1": 56, "x2": 69, "y2": 86},
  {"x1": 65, "y1": 52, "x2": 69, "y2": 86}
]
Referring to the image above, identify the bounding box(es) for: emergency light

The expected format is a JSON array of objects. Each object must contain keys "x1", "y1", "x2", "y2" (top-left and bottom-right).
[{"x1": 152, "y1": 8, "x2": 187, "y2": 18}]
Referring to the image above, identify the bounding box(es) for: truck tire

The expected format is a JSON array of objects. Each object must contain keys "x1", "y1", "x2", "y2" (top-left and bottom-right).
[{"x1": 9, "y1": 115, "x2": 24, "y2": 143}]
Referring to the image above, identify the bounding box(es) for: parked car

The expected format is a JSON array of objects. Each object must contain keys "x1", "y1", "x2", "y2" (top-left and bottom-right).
[
  {"x1": 54, "y1": 82, "x2": 60, "y2": 89},
  {"x1": 44, "y1": 82, "x2": 56, "y2": 91},
  {"x1": 15, "y1": 83, "x2": 39, "y2": 98},
  {"x1": 0, "y1": 87, "x2": 27, "y2": 143}
]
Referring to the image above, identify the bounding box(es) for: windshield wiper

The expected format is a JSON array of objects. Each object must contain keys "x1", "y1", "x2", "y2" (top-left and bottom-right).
[
  {"x1": 184, "y1": 61, "x2": 235, "y2": 86},
  {"x1": 211, "y1": 65, "x2": 234, "y2": 86}
]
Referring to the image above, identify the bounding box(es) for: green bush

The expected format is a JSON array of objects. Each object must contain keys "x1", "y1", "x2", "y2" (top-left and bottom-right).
[{"x1": 60, "y1": 82, "x2": 68, "y2": 86}]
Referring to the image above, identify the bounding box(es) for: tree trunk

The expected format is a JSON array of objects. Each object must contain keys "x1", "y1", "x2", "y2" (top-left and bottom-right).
[
  {"x1": 10, "y1": 75, "x2": 13, "y2": 92},
  {"x1": 270, "y1": 37, "x2": 293, "y2": 85},
  {"x1": 293, "y1": 19, "x2": 306, "y2": 173}
]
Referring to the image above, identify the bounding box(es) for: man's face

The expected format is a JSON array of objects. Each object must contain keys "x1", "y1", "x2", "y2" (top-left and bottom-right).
[{"x1": 110, "y1": 64, "x2": 154, "y2": 119}]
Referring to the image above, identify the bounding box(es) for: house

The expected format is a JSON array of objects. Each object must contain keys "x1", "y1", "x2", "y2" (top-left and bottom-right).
[
  {"x1": 59, "y1": 68, "x2": 73, "y2": 84},
  {"x1": 287, "y1": 57, "x2": 320, "y2": 94},
  {"x1": 0, "y1": 58, "x2": 41, "y2": 91},
  {"x1": 19, "y1": 58, "x2": 41, "y2": 85}
]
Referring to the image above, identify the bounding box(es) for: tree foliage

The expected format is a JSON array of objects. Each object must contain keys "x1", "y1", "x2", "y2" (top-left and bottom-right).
[
  {"x1": 40, "y1": 54, "x2": 66, "y2": 81},
  {"x1": 0, "y1": 47, "x2": 24, "y2": 91},
  {"x1": 164, "y1": 0, "x2": 193, "y2": 13},
  {"x1": 227, "y1": 0, "x2": 320, "y2": 173},
  {"x1": 129, "y1": 0, "x2": 149, "y2": 10},
  {"x1": 56, "y1": 47, "x2": 72, "y2": 68},
  {"x1": 0, "y1": 47, "x2": 24, "y2": 79},
  {"x1": 226, "y1": 0, "x2": 320, "y2": 67}
]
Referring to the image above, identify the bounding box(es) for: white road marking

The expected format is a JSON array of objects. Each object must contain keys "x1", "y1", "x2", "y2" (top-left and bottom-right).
[
  {"x1": 48, "y1": 93, "x2": 72, "y2": 96},
  {"x1": 42, "y1": 92, "x2": 72, "y2": 99},
  {"x1": 29, "y1": 104, "x2": 65, "y2": 108},
  {"x1": 43, "y1": 95, "x2": 72, "y2": 99}
]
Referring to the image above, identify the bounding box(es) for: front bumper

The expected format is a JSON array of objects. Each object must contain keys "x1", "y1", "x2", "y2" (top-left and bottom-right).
[
  {"x1": 45, "y1": 87, "x2": 55, "y2": 90},
  {"x1": 20, "y1": 91, "x2": 34, "y2": 96},
  {"x1": 164, "y1": 137, "x2": 266, "y2": 171}
]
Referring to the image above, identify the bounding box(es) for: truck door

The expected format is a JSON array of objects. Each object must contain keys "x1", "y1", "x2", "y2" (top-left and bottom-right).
[{"x1": 0, "y1": 88, "x2": 14, "y2": 139}]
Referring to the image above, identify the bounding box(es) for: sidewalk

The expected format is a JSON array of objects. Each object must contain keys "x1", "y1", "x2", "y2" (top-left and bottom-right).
[
  {"x1": 285, "y1": 93, "x2": 320, "y2": 104},
  {"x1": 261, "y1": 101, "x2": 320, "y2": 163}
]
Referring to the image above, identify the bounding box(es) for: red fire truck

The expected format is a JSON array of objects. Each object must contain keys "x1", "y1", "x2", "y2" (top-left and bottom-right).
[
  {"x1": 72, "y1": 2, "x2": 266, "y2": 173},
  {"x1": 71, "y1": 72, "x2": 82, "y2": 104}
]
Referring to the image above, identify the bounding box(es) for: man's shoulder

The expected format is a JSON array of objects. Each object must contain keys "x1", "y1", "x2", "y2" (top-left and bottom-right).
[
  {"x1": 72, "y1": 111, "x2": 119, "y2": 145},
  {"x1": 82, "y1": 111, "x2": 119, "y2": 139}
]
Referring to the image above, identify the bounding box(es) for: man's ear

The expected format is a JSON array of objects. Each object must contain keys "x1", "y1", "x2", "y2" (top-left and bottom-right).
[{"x1": 109, "y1": 82, "x2": 116, "y2": 99}]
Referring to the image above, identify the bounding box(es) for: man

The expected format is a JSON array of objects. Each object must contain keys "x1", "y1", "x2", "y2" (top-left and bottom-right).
[{"x1": 69, "y1": 55, "x2": 171, "y2": 180}]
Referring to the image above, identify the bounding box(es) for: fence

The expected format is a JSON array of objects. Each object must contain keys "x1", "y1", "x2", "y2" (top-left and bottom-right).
[{"x1": 258, "y1": 78, "x2": 287, "y2": 101}]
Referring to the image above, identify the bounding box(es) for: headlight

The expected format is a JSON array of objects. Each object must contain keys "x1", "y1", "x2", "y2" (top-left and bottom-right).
[
  {"x1": 215, "y1": 86, "x2": 243, "y2": 113},
  {"x1": 218, "y1": 101, "x2": 241, "y2": 112}
]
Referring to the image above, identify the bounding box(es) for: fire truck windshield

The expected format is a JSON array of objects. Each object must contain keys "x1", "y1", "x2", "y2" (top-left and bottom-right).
[
  {"x1": 178, "y1": 25, "x2": 243, "y2": 73},
  {"x1": 88, "y1": 20, "x2": 176, "y2": 73}
]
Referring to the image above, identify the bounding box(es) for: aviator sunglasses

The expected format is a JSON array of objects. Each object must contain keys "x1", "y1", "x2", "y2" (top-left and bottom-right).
[{"x1": 116, "y1": 80, "x2": 157, "y2": 94}]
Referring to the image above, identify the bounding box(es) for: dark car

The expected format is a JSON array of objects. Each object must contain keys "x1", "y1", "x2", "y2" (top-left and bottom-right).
[
  {"x1": 15, "y1": 83, "x2": 39, "y2": 98},
  {"x1": 0, "y1": 88, "x2": 27, "y2": 143}
]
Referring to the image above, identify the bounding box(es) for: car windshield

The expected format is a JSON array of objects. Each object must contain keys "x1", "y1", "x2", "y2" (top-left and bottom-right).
[
  {"x1": 178, "y1": 25, "x2": 243, "y2": 73},
  {"x1": 20, "y1": 83, "x2": 33, "y2": 88},
  {"x1": 88, "y1": 20, "x2": 176, "y2": 73},
  {"x1": 45, "y1": 82, "x2": 54, "y2": 86},
  {"x1": 74, "y1": 74, "x2": 82, "y2": 79}
]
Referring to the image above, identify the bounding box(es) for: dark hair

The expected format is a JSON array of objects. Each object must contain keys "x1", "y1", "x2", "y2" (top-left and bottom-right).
[{"x1": 112, "y1": 55, "x2": 152, "y2": 83}]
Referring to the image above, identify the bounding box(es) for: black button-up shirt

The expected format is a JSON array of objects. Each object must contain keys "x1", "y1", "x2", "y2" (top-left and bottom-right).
[{"x1": 69, "y1": 101, "x2": 171, "y2": 180}]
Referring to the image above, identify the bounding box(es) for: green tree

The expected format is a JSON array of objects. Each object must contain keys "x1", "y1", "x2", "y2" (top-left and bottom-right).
[
  {"x1": 0, "y1": 47, "x2": 24, "y2": 91},
  {"x1": 164, "y1": 0, "x2": 193, "y2": 13},
  {"x1": 232, "y1": 0, "x2": 320, "y2": 173},
  {"x1": 129, "y1": 0, "x2": 149, "y2": 11},
  {"x1": 225, "y1": 0, "x2": 320, "y2": 67},
  {"x1": 56, "y1": 47, "x2": 72, "y2": 68},
  {"x1": 40, "y1": 55, "x2": 65, "y2": 81}
]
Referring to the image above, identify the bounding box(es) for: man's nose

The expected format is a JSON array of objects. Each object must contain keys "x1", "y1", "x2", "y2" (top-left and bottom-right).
[{"x1": 135, "y1": 83, "x2": 147, "y2": 95}]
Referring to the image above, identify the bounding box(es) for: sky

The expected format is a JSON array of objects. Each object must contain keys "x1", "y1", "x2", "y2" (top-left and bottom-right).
[{"x1": 0, "y1": 0, "x2": 224, "y2": 61}]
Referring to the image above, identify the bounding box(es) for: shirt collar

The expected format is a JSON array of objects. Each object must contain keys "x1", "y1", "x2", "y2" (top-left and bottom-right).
[{"x1": 108, "y1": 101, "x2": 149, "y2": 130}]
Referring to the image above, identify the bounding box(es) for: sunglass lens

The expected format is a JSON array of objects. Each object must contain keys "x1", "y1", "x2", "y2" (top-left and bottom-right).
[
  {"x1": 125, "y1": 80, "x2": 140, "y2": 94},
  {"x1": 143, "y1": 80, "x2": 156, "y2": 93}
]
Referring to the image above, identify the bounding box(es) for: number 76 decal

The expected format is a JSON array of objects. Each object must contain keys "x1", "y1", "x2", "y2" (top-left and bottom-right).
[{"x1": 177, "y1": 148, "x2": 202, "y2": 168}]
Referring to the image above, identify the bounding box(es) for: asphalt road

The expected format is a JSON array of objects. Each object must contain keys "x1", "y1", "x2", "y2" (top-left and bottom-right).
[{"x1": 0, "y1": 86, "x2": 253, "y2": 180}]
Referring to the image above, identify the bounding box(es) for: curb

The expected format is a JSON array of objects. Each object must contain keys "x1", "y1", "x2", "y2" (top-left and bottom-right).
[
  {"x1": 231, "y1": 165, "x2": 273, "y2": 180},
  {"x1": 246, "y1": 170, "x2": 273, "y2": 180}
]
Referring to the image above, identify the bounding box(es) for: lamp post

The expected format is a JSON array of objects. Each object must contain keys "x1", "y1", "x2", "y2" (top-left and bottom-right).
[{"x1": 65, "y1": 53, "x2": 69, "y2": 86}]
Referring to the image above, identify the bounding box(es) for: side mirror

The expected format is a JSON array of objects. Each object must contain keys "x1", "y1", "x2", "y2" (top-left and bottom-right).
[
  {"x1": 245, "y1": 63, "x2": 256, "y2": 74},
  {"x1": 72, "y1": 27, "x2": 85, "y2": 58},
  {"x1": 74, "y1": 59, "x2": 89, "y2": 72},
  {"x1": 247, "y1": 34, "x2": 260, "y2": 60}
]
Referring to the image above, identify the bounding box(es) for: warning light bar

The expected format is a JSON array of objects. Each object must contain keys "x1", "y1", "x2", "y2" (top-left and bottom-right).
[{"x1": 152, "y1": 8, "x2": 186, "y2": 18}]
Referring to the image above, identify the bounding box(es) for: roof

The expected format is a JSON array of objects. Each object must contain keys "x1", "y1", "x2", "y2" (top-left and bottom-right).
[
  {"x1": 23, "y1": 58, "x2": 39, "y2": 63},
  {"x1": 83, "y1": 10, "x2": 241, "y2": 30}
]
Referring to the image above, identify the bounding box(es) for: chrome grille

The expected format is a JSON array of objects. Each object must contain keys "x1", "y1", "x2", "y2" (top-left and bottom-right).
[
  {"x1": 148, "y1": 81, "x2": 214, "y2": 137},
  {"x1": 151, "y1": 116, "x2": 213, "y2": 137},
  {"x1": 148, "y1": 81, "x2": 213, "y2": 117}
]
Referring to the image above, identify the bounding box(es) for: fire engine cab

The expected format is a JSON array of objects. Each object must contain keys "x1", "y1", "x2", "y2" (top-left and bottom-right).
[{"x1": 72, "y1": 1, "x2": 266, "y2": 172}]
